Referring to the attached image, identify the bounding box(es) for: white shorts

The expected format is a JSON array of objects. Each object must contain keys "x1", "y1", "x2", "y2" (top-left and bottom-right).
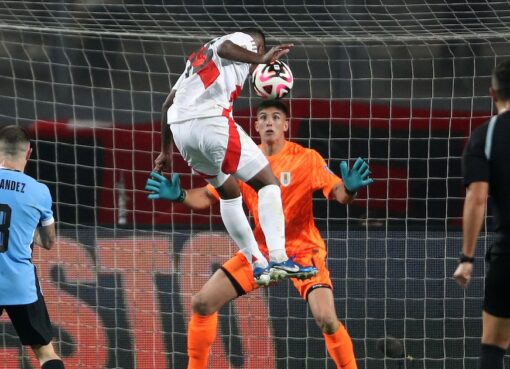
[{"x1": 170, "y1": 115, "x2": 268, "y2": 188}]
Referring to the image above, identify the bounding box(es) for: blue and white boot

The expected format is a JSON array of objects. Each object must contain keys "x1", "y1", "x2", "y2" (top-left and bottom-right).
[
  {"x1": 269, "y1": 259, "x2": 318, "y2": 281},
  {"x1": 253, "y1": 266, "x2": 271, "y2": 286}
]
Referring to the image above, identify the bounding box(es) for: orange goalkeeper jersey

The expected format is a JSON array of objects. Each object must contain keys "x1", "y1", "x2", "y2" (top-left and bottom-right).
[{"x1": 208, "y1": 141, "x2": 342, "y2": 256}]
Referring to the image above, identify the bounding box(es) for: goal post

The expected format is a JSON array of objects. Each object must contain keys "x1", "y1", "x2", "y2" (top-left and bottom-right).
[{"x1": 0, "y1": 2, "x2": 508, "y2": 369}]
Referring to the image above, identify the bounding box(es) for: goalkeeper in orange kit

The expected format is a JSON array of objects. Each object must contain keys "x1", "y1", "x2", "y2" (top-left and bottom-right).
[{"x1": 146, "y1": 100, "x2": 373, "y2": 369}]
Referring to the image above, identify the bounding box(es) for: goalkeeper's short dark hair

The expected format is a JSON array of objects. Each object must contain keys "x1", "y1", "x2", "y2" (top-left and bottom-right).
[
  {"x1": 257, "y1": 100, "x2": 289, "y2": 117},
  {"x1": 492, "y1": 60, "x2": 510, "y2": 100}
]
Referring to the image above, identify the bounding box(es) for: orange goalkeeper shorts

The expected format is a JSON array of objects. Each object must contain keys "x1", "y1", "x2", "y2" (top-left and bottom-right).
[{"x1": 221, "y1": 247, "x2": 333, "y2": 300}]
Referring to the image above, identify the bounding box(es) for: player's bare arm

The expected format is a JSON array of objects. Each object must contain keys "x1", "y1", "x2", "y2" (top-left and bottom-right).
[
  {"x1": 453, "y1": 181, "x2": 488, "y2": 288},
  {"x1": 33, "y1": 223, "x2": 56, "y2": 250},
  {"x1": 154, "y1": 90, "x2": 176, "y2": 172},
  {"x1": 462, "y1": 181, "x2": 488, "y2": 257},
  {"x1": 145, "y1": 173, "x2": 217, "y2": 211},
  {"x1": 217, "y1": 40, "x2": 293, "y2": 65},
  {"x1": 338, "y1": 157, "x2": 374, "y2": 203},
  {"x1": 330, "y1": 183, "x2": 355, "y2": 205},
  {"x1": 182, "y1": 187, "x2": 218, "y2": 211}
]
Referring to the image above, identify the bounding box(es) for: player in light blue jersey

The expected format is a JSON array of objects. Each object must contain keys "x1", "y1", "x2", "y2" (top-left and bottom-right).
[{"x1": 0, "y1": 126, "x2": 65, "y2": 369}]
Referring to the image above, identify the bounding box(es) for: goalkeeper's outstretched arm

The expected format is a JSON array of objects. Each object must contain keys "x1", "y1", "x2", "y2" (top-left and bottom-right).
[
  {"x1": 331, "y1": 157, "x2": 374, "y2": 205},
  {"x1": 330, "y1": 183, "x2": 356, "y2": 205},
  {"x1": 145, "y1": 171, "x2": 217, "y2": 211},
  {"x1": 181, "y1": 187, "x2": 218, "y2": 211}
]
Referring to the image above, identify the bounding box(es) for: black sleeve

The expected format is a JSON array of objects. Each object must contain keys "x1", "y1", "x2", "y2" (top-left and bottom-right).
[{"x1": 462, "y1": 123, "x2": 490, "y2": 187}]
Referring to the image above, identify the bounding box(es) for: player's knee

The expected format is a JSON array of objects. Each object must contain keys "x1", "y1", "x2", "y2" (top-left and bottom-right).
[
  {"x1": 260, "y1": 173, "x2": 279, "y2": 187},
  {"x1": 216, "y1": 176, "x2": 241, "y2": 199},
  {"x1": 247, "y1": 168, "x2": 279, "y2": 191},
  {"x1": 314, "y1": 313, "x2": 340, "y2": 334},
  {"x1": 191, "y1": 292, "x2": 215, "y2": 316}
]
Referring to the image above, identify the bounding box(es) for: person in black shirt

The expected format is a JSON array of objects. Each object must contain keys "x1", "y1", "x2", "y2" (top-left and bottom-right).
[{"x1": 454, "y1": 60, "x2": 510, "y2": 369}]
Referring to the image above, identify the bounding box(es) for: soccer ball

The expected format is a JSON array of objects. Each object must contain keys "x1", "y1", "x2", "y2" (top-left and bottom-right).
[{"x1": 251, "y1": 60, "x2": 293, "y2": 100}]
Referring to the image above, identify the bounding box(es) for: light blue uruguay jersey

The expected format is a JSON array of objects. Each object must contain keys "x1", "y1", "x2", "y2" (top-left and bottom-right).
[{"x1": 0, "y1": 167, "x2": 54, "y2": 305}]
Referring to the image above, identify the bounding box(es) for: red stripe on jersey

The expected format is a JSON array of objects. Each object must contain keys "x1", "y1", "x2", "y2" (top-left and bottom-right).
[
  {"x1": 197, "y1": 61, "x2": 220, "y2": 89},
  {"x1": 221, "y1": 109, "x2": 241, "y2": 174},
  {"x1": 188, "y1": 45, "x2": 220, "y2": 89},
  {"x1": 229, "y1": 85, "x2": 242, "y2": 102}
]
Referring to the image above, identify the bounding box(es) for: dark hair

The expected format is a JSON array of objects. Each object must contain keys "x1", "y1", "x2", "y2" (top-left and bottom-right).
[
  {"x1": 493, "y1": 60, "x2": 510, "y2": 100},
  {"x1": 256, "y1": 100, "x2": 289, "y2": 116},
  {"x1": 0, "y1": 125, "x2": 31, "y2": 156},
  {"x1": 241, "y1": 28, "x2": 265, "y2": 46}
]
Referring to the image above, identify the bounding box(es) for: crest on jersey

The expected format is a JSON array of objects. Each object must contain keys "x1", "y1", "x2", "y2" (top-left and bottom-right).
[{"x1": 280, "y1": 172, "x2": 291, "y2": 187}]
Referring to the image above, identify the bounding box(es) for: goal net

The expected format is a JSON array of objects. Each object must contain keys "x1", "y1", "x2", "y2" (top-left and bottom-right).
[{"x1": 0, "y1": 1, "x2": 508, "y2": 368}]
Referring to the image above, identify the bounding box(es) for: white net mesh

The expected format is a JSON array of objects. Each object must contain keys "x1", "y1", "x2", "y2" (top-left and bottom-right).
[
  {"x1": 2, "y1": 1, "x2": 510, "y2": 41},
  {"x1": 0, "y1": 1, "x2": 509, "y2": 369}
]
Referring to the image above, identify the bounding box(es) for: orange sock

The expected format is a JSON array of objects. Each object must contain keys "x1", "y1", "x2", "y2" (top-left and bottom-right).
[
  {"x1": 324, "y1": 323, "x2": 357, "y2": 369},
  {"x1": 187, "y1": 312, "x2": 218, "y2": 369}
]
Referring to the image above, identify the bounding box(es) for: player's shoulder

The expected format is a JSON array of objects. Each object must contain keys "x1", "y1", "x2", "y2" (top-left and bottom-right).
[
  {"x1": 19, "y1": 172, "x2": 41, "y2": 185},
  {"x1": 1, "y1": 169, "x2": 33, "y2": 183},
  {"x1": 471, "y1": 119, "x2": 490, "y2": 137},
  {"x1": 0, "y1": 170, "x2": 48, "y2": 196},
  {"x1": 285, "y1": 141, "x2": 309, "y2": 155},
  {"x1": 467, "y1": 119, "x2": 491, "y2": 148},
  {"x1": 22, "y1": 173, "x2": 51, "y2": 195},
  {"x1": 283, "y1": 142, "x2": 324, "y2": 161},
  {"x1": 221, "y1": 32, "x2": 255, "y2": 45},
  {"x1": 296, "y1": 142, "x2": 325, "y2": 160},
  {"x1": 226, "y1": 31, "x2": 253, "y2": 39}
]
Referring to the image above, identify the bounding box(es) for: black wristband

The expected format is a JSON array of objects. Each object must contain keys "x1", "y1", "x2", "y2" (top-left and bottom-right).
[
  {"x1": 345, "y1": 187, "x2": 357, "y2": 197},
  {"x1": 177, "y1": 189, "x2": 187, "y2": 203},
  {"x1": 459, "y1": 252, "x2": 475, "y2": 263}
]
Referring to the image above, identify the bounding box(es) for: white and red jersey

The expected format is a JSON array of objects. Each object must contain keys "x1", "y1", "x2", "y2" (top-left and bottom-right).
[{"x1": 167, "y1": 32, "x2": 257, "y2": 124}]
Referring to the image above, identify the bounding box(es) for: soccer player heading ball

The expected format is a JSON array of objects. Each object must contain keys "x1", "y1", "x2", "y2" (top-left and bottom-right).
[
  {"x1": 148, "y1": 29, "x2": 317, "y2": 285},
  {"x1": 147, "y1": 100, "x2": 374, "y2": 369}
]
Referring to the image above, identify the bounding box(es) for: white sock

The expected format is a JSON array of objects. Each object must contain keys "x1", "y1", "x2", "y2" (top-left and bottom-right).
[
  {"x1": 258, "y1": 184, "x2": 288, "y2": 263},
  {"x1": 220, "y1": 196, "x2": 268, "y2": 268}
]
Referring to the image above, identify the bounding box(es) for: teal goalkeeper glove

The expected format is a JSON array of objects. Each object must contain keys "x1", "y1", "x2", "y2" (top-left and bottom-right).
[
  {"x1": 145, "y1": 171, "x2": 186, "y2": 202},
  {"x1": 340, "y1": 157, "x2": 374, "y2": 194}
]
